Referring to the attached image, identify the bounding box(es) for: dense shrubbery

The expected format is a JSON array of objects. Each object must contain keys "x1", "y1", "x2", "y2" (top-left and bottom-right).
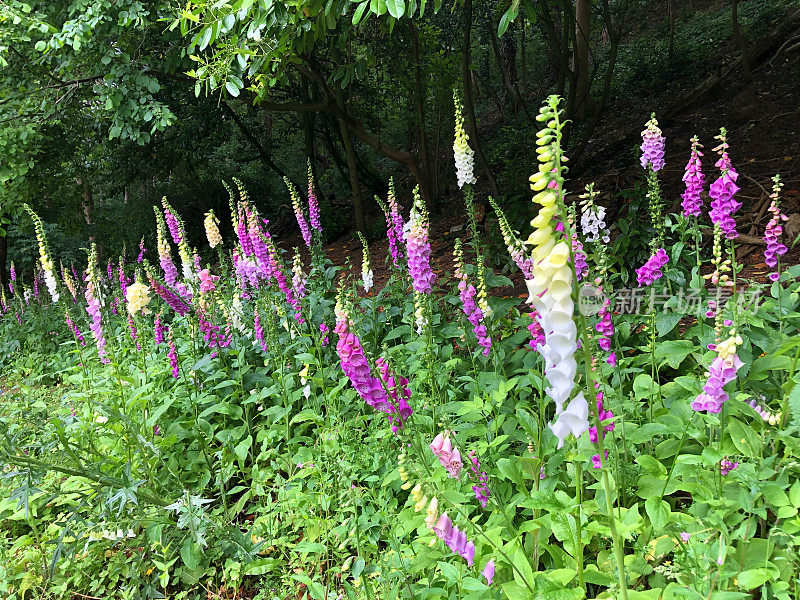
[{"x1": 1, "y1": 97, "x2": 799, "y2": 600}]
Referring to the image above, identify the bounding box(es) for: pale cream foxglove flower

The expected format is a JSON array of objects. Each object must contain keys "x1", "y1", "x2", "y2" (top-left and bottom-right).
[
  {"x1": 523, "y1": 116, "x2": 589, "y2": 448},
  {"x1": 204, "y1": 210, "x2": 222, "y2": 248},
  {"x1": 424, "y1": 497, "x2": 439, "y2": 530},
  {"x1": 126, "y1": 282, "x2": 151, "y2": 316}
]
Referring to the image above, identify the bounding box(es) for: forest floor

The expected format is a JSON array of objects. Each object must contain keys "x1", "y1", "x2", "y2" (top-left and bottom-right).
[{"x1": 279, "y1": 42, "x2": 800, "y2": 304}]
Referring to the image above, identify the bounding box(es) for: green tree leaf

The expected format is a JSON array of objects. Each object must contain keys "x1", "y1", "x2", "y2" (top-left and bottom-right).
[{"x1": 385, "y1": 0, "x2": 405, "y2": 19}]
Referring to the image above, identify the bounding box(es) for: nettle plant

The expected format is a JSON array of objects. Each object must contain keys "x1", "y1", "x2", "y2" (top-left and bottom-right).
[{"x1": 1, "y1": 94, "x2": 800, "y2": 600}]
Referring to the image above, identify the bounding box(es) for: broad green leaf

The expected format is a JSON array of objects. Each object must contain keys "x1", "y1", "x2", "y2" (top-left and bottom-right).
[
  {"x1": 234, "y1": 436, "x2": 251, "y2": 461},
  {"x1": 656, "y1": 311, "x2": 683, "y2": 337},
  {"x1": 645, "y1": 498, "x2": 670, "y2": 532},
  {"x1": 737, "y1": 568, "x2": 772, "y2": 590},
  {"x1": 243, "y1": 558, "x2": 281, "y2": 575},
  {"x1": 655, "y1": 340, "x2": 695, "y2": 368}
]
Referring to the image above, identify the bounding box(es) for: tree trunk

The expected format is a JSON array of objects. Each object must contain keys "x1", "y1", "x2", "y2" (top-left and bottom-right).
[
  {"x1": 78, "y1": 176, "x2": 95, "y2": 243},
  {"x1": 573, "y1": 0, "x2": 591, "y2": 118},
  {"x1": 334, "y1": 90, "x2": 365, "y2": 234},
  {"x1": 302, "y1": 79, "x2": 324, "y2": 203},
  {"x1": 488, "y1": 19, "x2": 520, "y2": 110},
  {"x1": 473, "y1": 69, "x2": 507, "y2": 119},
  {"x1": 668, "y1": 0, "x2": 676, "y2": 66},
  {"x1": 462, "y1": 0, "x2": 500, "y2": 198},
  {"x1": 320, "y1": 113, "x2": 352, "y2": 187},
  {"x1": 260, "y1": 92, "x2": 431, "y2": 209},
  {"x1": 0, "y1": 225, "x2": 8, "y2": 290},
  {"x1": 731, "y1": 0, "x2": 751, "y2": 83},
  {"x1": 520, "y1": 18, "x2": 527, "y2": 96},
  {"x1": 410, "y1": 20, "x2": 436, "y2": 210},
  {"x1": 222, "y1": 102, "x2": 305, "y2": 198},
  {"x1": 535, "y1": 0, "x2": 570, "y2": 96},
  {"x1": 573, "y1": 28, "x2": 620, "y2": 164}
]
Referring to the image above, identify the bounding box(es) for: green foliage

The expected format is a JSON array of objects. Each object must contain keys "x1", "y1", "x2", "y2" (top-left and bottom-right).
[{"x1": 1, "y1": 157, "x2": 800, "y2": 599}]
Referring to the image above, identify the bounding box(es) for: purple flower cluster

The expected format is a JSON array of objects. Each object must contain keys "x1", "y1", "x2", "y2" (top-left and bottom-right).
[
  {"x1": 292, "y1": 195, "x2": 312, "y2": 248},
  {"x1": 128, "y1": 316, "x2": 141, "y2": 351},
  {"x1": 681, "y1": 138, "x2": 705, "y2": 217},
  {"x1": 308, "y1": 173, "x2": 321, "y2": 232},
  {"x1": 375, "y1": 357, "x2": 413, "y2": 433},
  {"x1": 527, "y1": 311, "x2": 545, "y2": 350},
  {"x1": 254, "y1": 311, "x2": 268, "y2": 353},
  {"x1": 387, "y1": 188, "x2": 405, "y2": 267},
  {"x1": 334, "y1": 319, "x2": 392, "y2": 414},
  {"x1": 636, "y1": 248, "x2": 669, "y2": 287},
  {"x1": 167, "y1": 330, "x2": 179, "y2": 378},
  {"x1": 247, "y1": 209, "x2": 272, "y2": 281},
  {"x1": 589, "y1": 393, "x2": 615, "y2": 469},
  {"x1": 199, "y1": 313, "x2": 227, "y2": 350},
  {"x1": 65, "y1": 312, "x2": 85, "y2": 346},
  {"x1": 234, "y1": 253, "x2": 260, "y2": 290},
  {"x1": 511, "y1": 246, "x2": 535, "y2": 279},
  {"x1": 292, "y1": 270, "x2": 306, "y2": 299},
  {"x1": 720, "y1": 458, "x2": 739, "y2": 476},
  {"x1": 747, "y1": 398, "x2": 778, "y2": 423},
  {"x1": 267, "y1": 241, "x2": 303, "y2": 323},
  {"x1": 84, "y1": 287, "x2": 109, "y2": 364},
  {"x1": 107, "y1": 259, "x2": 114, "y2": 282},
  {"x1": 406, "y1": 219, "x2": 435, "y2": 295},
  {"x1": 137, "y1": 238, "x2": 147, "y2": 263},
  {"x1": 708, "y1": 144, "x2": 741, "y2": 239},
  {"x1": 458, "y1": 281, "x2": 491, "y2": 356},
  {"x1": 319, "y1": 322, "x2": 330, "y2": 347},
  {"x1": 163, "y1": 205, "x2": 183, "y2": 245},
  {"x1": 384, "y1": 209, "x2": 402, "y2": 268},
  {"x1": 159, "y1": 248, "x2": 178, "y2": 287},
  {"x1": 236, "y1": 205, "x2": 255, "y2": 259},
  {"x1": 430, "y1": 432, "x2": 462, "y2": 478},
  {"x1": 147, "y1": 272, "x2": 190, "y2": 316},
  {"x1": 640, "y1": 117, "x2": 665, "y2": 172},
  {"x1": 154, "y1": 313, "x2": 165, "y2": 345},
  {"x1": 764, "y1": 199, "x2": 788, "y2": 282},
  {"x1": 467, "y1": 450, "x2": 490, "y2": 508},
  {"x1": 691, "y1": 355, "x2": 743, "y2": 413},
  {"x1": 572, "y1": 234, "x2": 588, "y2": 281},
  {"x1": 118, "y1": 260, "x2": 128, "y2": 299},
  {"x1": 596, "y1": 300, "x2": 615, "y2": 366},
  {"x1": 432, "y1": 512, "x2": 476, "y2": 567}
]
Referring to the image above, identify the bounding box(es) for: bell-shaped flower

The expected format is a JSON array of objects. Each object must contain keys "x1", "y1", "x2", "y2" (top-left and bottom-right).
[
  {"x1": 433, "y1": 512, "x2": 453, "y2": 540},
  {"x1": 549, "y1": 392, "x2": 590, "y2": 449}
]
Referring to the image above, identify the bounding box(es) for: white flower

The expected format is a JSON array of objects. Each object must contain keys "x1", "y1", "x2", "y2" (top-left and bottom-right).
[
  {"x1": 453, "y1": 94, "x2": 477, "y2": 188},
  {"x1": 43, "y1": 269, "x2": 59, "y2": 303},
  {"x1": 230, "y1": 296, "x2": 246, "y2": 333},
  {"x1": 549, "y1": 392, "x2": 590, "y2": 449},
  {"x1": 362, "y1": 269, "x2": 374, "y2": 293},
  {"x1": 581, "y1": 204, "x2": 607, "y2": 243}
]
